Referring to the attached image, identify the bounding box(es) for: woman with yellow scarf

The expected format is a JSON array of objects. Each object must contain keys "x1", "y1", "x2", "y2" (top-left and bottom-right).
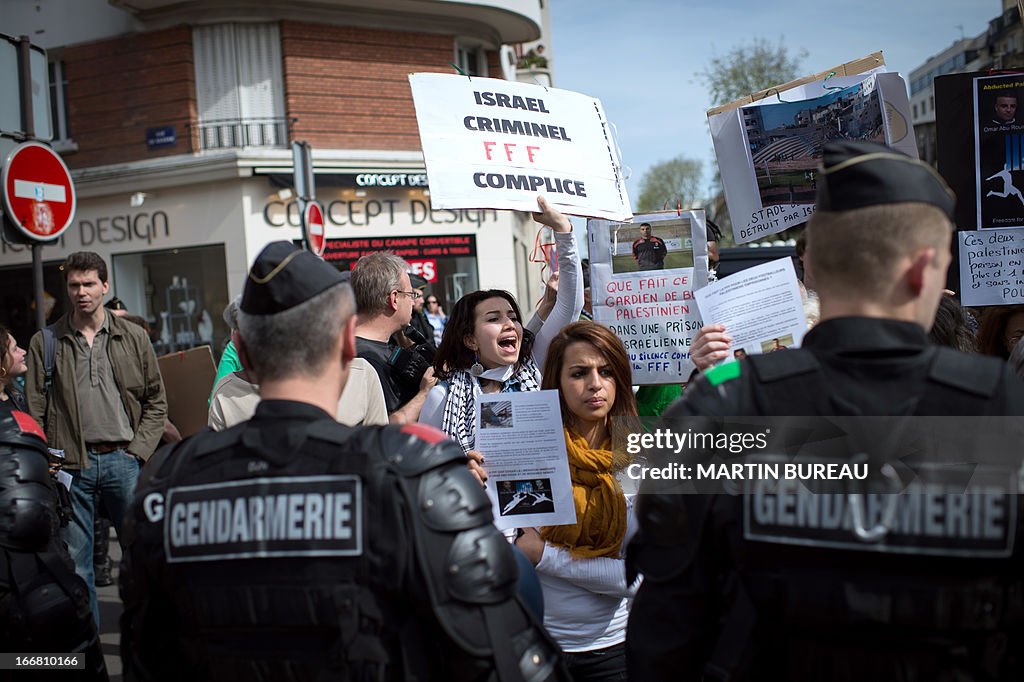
[{"x1": 516, "y1": 321, "x2": 640, "y2": 681}]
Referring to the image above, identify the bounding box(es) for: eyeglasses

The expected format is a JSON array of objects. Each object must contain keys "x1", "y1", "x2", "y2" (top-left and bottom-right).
[{"x1": 393, "y1": 290, "x2": 423, "y2": 300}]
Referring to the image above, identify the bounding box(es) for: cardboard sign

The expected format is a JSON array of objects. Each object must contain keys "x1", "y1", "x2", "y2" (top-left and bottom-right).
[
  {"x1": 709, "y1": 56, "x2": 915, "y2": 244},
  {"x1": 158, "y1": 345, "x2": 217, "y2": 437},
  {"x1": 588, "y1": 210, "x2": 709, "y2": 384},
  {"x1": 408, "y1": 73, "x2": 631, "y2": 220}
]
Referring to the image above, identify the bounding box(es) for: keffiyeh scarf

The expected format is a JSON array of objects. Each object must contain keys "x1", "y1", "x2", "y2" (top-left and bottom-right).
[{"x1": 441, "y1": 360, "x2": 541, "y2": 454}]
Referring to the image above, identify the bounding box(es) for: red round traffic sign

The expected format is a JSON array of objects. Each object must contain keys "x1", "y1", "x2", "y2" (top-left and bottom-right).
[
  {"x1": 304, "y1": 201, "x2": 326, "y2": 258},
  {"x1": 2, "y1": 141, "x2": 77, "y2": 241}
]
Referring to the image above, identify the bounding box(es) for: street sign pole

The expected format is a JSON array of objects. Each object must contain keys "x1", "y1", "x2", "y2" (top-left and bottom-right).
[
  {"x1": 292, "y1": 140, "x2": 322, "y2": 256},
  {"x1": 17, "y1": 34, "x2": 45, "y2": 331}
]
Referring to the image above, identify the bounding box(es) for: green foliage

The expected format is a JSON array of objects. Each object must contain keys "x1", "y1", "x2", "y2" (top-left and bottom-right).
[
  {"x1": 700, "y1": 38, "x2": 806, "y2": 241},
  {"x1": 635, "y1": 156, "x2": 703, "y2": 213},
  {"x1": 698, "y1": 37, "x2": 808, "y2": 107}
]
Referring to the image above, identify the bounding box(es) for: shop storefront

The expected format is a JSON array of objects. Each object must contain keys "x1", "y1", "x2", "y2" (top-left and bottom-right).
[
  {"x1": 0, "y1": 179, "x2": 244, "y2": 359},
  {"x1": 322, "y1": 234, "x2": 479, "y2": 310},
  {"x1": 0, "y1": 167, "x2": 544, "y2": 357},
  {"x1": 249, "y1": 171, "x2": 539, "y2": 313}
]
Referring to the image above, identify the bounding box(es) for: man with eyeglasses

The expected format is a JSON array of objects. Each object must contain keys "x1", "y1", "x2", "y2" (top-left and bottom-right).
[{"x1": 351, "y1": 252, "x2": 437, "y2": 424}]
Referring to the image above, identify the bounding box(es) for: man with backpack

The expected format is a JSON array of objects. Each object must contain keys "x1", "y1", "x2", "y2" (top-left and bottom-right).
[{"x1": 25, "y1": 251, "x2": 166, "y2": 625}]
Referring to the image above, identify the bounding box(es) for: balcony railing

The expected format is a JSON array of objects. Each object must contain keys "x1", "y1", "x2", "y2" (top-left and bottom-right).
[{"x1": 188, "y1": 117, "x2": 294, "y2": 151}]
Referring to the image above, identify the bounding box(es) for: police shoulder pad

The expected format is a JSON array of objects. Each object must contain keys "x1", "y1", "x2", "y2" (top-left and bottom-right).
[
  {"x1": 379, "y1": 425, "x2": 465, "y2": 477},
  {"x1": 748, "y1": 349, "x2": 819, "y2": 383},
  {"x1": 928, "y1": 347, "x2": 1000, "y2": 398}
]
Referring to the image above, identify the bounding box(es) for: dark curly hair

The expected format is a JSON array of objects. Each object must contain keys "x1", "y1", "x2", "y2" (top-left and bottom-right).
[
  {"x1": 433, "y1": 290, "x2": 535, "y2": 381},
  {"x1": 928, "y1": 296, "x2": 976, "y2": 353}
]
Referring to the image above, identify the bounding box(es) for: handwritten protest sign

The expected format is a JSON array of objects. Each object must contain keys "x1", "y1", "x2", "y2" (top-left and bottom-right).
[
  {"x1": 709, "y1": 67, "x2": 915, "y2": 244},
  {"x1": 408, "y1": 73, "x2": 631, "y2": 220},
  {"x1": 588, "y1": 211, "x2": 708, "y2": 384},
  {"x1": 958, "y1": 228, "x2": 1024, "y2": 306}
]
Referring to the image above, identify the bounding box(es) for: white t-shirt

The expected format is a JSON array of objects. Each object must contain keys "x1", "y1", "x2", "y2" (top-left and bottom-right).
[{"x1": 207, "y1": 358, "x2": 389, "y2": 430}]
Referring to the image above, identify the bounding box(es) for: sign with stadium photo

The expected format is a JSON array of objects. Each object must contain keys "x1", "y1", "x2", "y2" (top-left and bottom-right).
[{"x1": 709, "y1": 65, "x2": 916, "y2": 244}]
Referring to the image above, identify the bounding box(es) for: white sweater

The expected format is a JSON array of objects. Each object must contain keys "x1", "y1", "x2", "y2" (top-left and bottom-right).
[{"x1": 536, "y1": 495, "x2": 640, "y2": 653}]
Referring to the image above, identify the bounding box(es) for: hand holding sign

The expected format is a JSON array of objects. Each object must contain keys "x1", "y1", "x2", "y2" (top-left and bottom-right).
[{"x1": 532, "y1": 195, "x2": 573, "y2": 233}]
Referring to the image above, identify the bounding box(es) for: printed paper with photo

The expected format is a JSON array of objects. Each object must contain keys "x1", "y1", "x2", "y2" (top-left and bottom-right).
[
  {"x1": 476, "y1": 390, "x2": 576, "y2": 530},
  {"x1": 693, "y1": 257, "x2": 807, "y2": 362},
  {"x1": 975, "y1": 74, "x2": 1024, "y2": 230}
]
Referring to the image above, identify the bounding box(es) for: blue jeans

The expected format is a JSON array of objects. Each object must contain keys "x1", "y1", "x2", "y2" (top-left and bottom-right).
[{"x1": 61, "y1": 448, "x2": 140, "y2": 625}]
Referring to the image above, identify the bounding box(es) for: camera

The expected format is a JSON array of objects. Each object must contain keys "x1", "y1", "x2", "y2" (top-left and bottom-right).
[{"x1": 388, "y1": 325, "x2": 436, "y2": 389}]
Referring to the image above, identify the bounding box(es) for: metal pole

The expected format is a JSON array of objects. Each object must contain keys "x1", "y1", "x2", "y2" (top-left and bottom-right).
[
  {"x1": 32, "y1": 246, "x2": 45, "y2": 329},
  {"x1": 19, "y1": 35, "x2": 46, "y2": 330},
  {"x1": 18, "y1": 35, "x2": 34, "y2": 139}
]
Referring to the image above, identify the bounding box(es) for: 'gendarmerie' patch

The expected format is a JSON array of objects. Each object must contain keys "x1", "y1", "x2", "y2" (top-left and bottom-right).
[
  {"x1": 743, "y1": 464, "x2": 1016, "y2": 558},
  {"x1": 163, "y1": 475, "x2": 362, "y2": 563}
]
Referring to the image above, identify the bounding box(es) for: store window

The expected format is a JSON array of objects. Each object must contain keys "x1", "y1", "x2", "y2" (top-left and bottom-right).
[
  {"x1": 112, "y1": 244, "x2": 230, "y2": 359},
  {"x1": 322, "y1": 235, "x2": 479, "y2": 314},
  {"x1": 193, "y1": 23, "x2": 286, "y2": 150}
]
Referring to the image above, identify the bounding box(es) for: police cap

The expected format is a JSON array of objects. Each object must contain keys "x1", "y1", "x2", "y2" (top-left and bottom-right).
[
  {"x1": 241, "y1": 242, "x2": 346, "y2": 315},
  {"x1": 105, "y1": 297, "x2": 127, "y2": 312},
  {"x1": 816, "y1": 140, "x2": 955, "y2": 220},
  {"x1": 409, "y1": 273, "x2": 428, "y2": 291}
]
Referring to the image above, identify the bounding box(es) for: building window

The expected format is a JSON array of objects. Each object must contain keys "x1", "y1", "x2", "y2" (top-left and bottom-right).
[
  {"x1": 192, "y1": 23, "x2": 286, "y2": 150},
  {"x1": 913, "y1": 104, "x2": 918, "y2": 119},
  {"x1": 455, "y1": 40, "x2": 488, "y2": 77},
  {"x1": 48, "y1": 60, "x2": 76, "y2": 152},
  {"x1": 112, "y1": 244, "x2": 231, "y2": 357}
]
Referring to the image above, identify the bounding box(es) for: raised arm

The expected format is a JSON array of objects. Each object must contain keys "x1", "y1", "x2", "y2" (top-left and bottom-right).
[{"x1": 530, "y1": 197, "x2": 584, "y2": 370}]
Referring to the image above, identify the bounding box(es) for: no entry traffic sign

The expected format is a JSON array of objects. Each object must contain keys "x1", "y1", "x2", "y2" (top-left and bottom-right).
[
  {"x1": 1, "y1": 141, "x2": 76, "y2": 240},
  {"x1": 304, "y1": 201, "x2": 326, "y2": 258}
]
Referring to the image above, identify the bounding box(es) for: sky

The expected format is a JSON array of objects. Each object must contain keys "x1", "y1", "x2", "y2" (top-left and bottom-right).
[{"x1": 548, "y1": 0, "x2": 994, "y2": 204}]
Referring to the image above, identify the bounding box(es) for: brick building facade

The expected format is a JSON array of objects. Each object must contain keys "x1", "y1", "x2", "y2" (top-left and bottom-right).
[{"x1": 1, "y1": 0, "x2": 552, "y2": 355}]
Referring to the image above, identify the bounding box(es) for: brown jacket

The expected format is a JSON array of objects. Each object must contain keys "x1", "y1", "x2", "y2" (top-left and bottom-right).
[{"x1": 26, "y1": 312, "x2": 167, "y2": 469}]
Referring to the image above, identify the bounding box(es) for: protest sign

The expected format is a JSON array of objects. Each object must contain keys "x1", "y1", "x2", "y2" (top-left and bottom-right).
[
  {"x1": 158, "y1": 345, "x2": 216, "y2": 437},
  {"x1": 476, "y1": 390, "x2": 576, "y2": 531},
  {"x1": 958, "y1": 228, "x2": 1024, "y2": 306},
  {"x1": 588, "y1": 211, "x2": 709, "y2": 384},
  {"x1": 710, "y1": 59, "x2": 915, "y2": 244},
  {"x1": 973, "y1": 74, "x2": 1024, "y2": 230},
  {"x1": 693, "y1": 257, "x2": 807, "y2": 361},
  {"x1": 408, "y1": 73, "x2": 631, "y2": 220}
]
